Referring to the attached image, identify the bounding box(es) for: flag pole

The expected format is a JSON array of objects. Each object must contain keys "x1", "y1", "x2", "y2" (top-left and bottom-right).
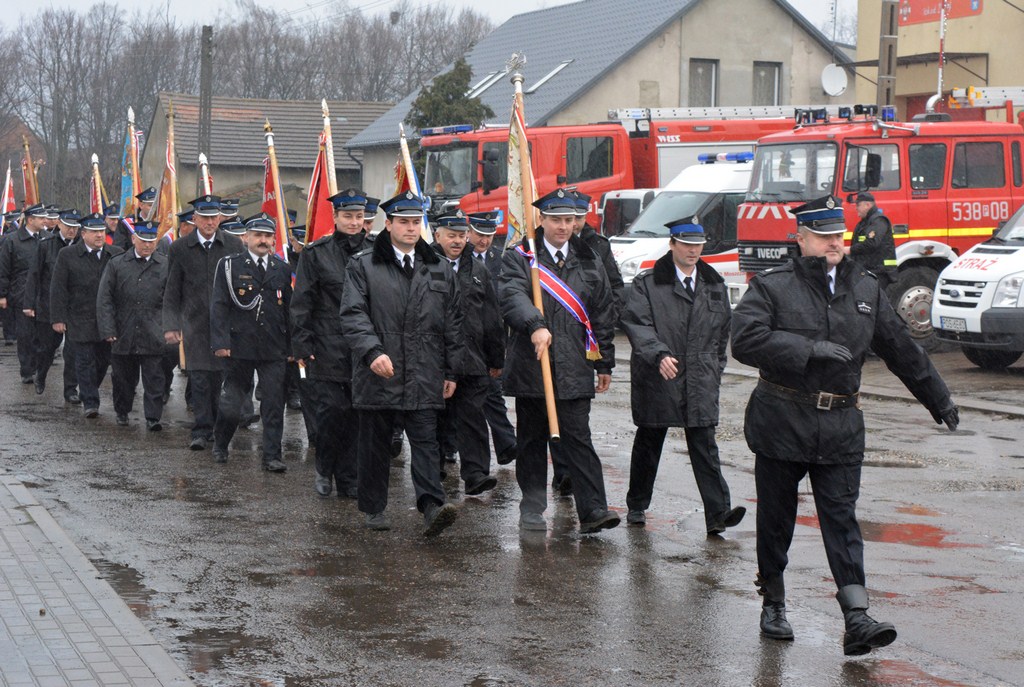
[
  {"x1": 22, "y1": 136, "x2": 39, "y2": 205},
  {"x1": 510, "y1": 58, "x2": 559, "y2": 441},
  {"x1": 2, "y1": 161, "x2": 13, "y2": 212},
  {"x1": 127, "y1": 107, "x2": 143, "y2": 217},
  {"x1": 166, "y1": 99, "x2": 180, "y2": 240},
  {"x1": 398, "y1": 123, "x2": 431, "y2": 242},
  {"x1": 321, "y1": 99, "x2": 338, "y2": 195},
  {"x1": 263, "y1": 119, "x2": 291, "y2": 257},
  {"x1": 198, "y1": 153, "x2": 212, "y2": 195},
  {"x1": 90, "y1": 154, "x2": 104, "y2": 214}
]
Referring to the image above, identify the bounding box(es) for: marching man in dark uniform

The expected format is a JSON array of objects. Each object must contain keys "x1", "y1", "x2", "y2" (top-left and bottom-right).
[
  {"x1": 466, "y1": 211, "x2": 517, "y2": 466},
  {"x1": 500, "y1": 188, "x2": 619, "y2": 534},
  {"x1": 620, "y1": 216, "x2": 745, "y2": 534},
  {"x1": 846, "y1": 191, "x2": 897, "y2": 290},
  {"x1": 340, "y1": 191, "x2": 463, "y2": 536},
  {"x1": 731, "y1": 195, "x2": 959, "y2": 655},
  {"x1": 210, "y1": 214, "x2": 292, "y2": 472},
  {"x1": 162, "y1": 195, "x2": 244, "y2": 450},
  {"x1": 433, "y1": 210, "x2": 505, "y2": 495},
  {"x1": 572, "y1": 190, "x2": 624, "y2": 312},
  {"x1": 97, "y1": 220, "x2": 169, "y2": 430},
  {"x1": 24, "y1": 209, "x2": 81, "y2": 399},
  {"x1": 291, "y1": 188, "x2": 370, "y2": 497},
  {"x1": 50, "y1": 213, "x2": 124, "y2": 417},
  {"x1": 0, "y1": 203, "x2": 48, "y2": 384},
  {"x1": 135, "y1": 186, "x2": 157, "y2": 222},
  {"x1": 105, "y1": 203, "x2": 133, "y2": 251}
]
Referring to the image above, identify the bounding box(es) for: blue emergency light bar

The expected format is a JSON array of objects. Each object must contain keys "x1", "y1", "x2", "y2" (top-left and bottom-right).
[
  {"x1": 420, "y1": 124, "x2": 474, "y2": 136},
  {"x1": 697, "y1": 152, "x2": 754, "y2": 163}
]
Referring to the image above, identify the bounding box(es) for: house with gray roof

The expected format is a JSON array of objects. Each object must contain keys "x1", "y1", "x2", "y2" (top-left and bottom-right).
[{"x1": 347, "y1": 0, "x2": 853, "y2": 202}]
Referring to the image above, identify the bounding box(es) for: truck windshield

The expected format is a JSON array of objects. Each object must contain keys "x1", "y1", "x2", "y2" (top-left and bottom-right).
[
  {"x1": 623, "y1": 192, "x2": 710, "y2": 237},
  {"x1": 423, "y1": 144, "x2": 476, "y2": 198},
  {"x1": 747, "y1": 142, "x2": 838, "y2": 202}
]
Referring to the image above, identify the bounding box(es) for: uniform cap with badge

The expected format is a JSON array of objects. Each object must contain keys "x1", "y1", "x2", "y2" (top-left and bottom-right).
[
  {"x1": 380, "y1": 191, "x2": 426, "y2": 218},
  {"x1": 328, "y1": 188, "x2": 368, "y2": 211},
  {"x1": 219, "y1": 199, "x2": 240, "y2": 218},
  {"x1": 58, "y1": 209, "x2": 82, "y2": 228},
  {"x1": 571, "y1": 191, "x2": 591, "y2": 217},
  {"x1": 189, "y1": 194, "x2": 222, "y2": 217},
  {"x1": 532, "y1": 188, "x2": 577, "y2": 216},
  {"x1": 791, "y1": 195, "x2": 846, "y2": 234},
  {"x1": 24, "y1": 203, "x2": 47, "y2": 218},
  {"x1": 363, "y1": 197, "x2": 380, "y2": 220},
  {"x1": 177, "y1": 209, "x2": 195, "y2": 225},
  {"x1": 220, "y1": 219, "x2": 246, "y2": 236},
  {"x1": 665, "y1": 215, "x2": 706, "y2": 244},
  {"x1": 434, "y1": 209, "x2": 469, "y2": 230},
  {"x1": 468, "y1": 211, "x2": 499, "y2": 235},
  {"x1": 103, "y1": 203, "x2": 121, "y2": 219},
  {"x1": 244, "y1": 212, "x2": 276, "y2": 233},
  {"x1": 133, "y1": 220, "x2": 161, "y2": 241},
  {"x1": 80, "y1": 213, "x2": 107, "y2": 231},
  {"x1": 135, "y1": 187, "x2": 157, "y2": 203},
  {"x1": 45, "y1": 204, "x2": 61, "y2": 219}
]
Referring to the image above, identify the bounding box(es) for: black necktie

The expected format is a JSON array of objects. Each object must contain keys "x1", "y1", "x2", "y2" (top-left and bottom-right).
[
  {"x1": 684, "y1": 275, "x2": 694, "y2": 296},
  {"x1": 403, "y1": 254, "x2": 414, "y2": 279},
  {"x1": 257, "y1": 257, "x2": 266, "y2": 278},
  {"x1": 203, "y1": 240, "x2": 212, "y2": 251},
  {"x1": 555, "y1": 250, "x2": 565, "y2": 269},
  {"x1": 94, "y1": 249, "x2": 101, "y2": 260},
  {"x1": 827, "y1": 274, "x2": 835, "y2": 295}
]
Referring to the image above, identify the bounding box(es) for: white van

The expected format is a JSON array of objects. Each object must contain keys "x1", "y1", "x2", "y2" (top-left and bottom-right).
[
  {"x1": 597, "y1": 188, "x2": 660, "y2": 238},
  {"x1": 609, "y1": 154, "x2": 752, "y2": 303},
  {"x1": 931, "y1": 204, "x2": 1024, "y2": 369}
]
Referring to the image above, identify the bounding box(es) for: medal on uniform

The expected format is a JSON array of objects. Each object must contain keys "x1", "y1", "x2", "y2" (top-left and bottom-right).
[
  {"x1": 238, "y1": 288, "x2": 245, "y2": 296},
  {"x1": 276, "y1": 289, "x2": 282, "y2": 305}
]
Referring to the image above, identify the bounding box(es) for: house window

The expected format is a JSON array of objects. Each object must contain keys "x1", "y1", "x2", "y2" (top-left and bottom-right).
[
  {"x1": 689, "y1": 59, "x2": 718, "y2": 107},
  {"x1": 753, "y1": 61, "x2": 781, "y2": 106}
]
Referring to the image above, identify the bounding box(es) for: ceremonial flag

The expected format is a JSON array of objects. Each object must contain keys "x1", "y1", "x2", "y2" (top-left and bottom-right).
[
  {"x1": 197, "y1": 153, "x2": 213, "y2": 195},
  {"x1": 89, "y1": 155, "x2": 105, "y2": 214},
  {"x1": 21, "y1": 137, "x2": 39, "y2": 206},
  {"x1": 119, "y1": 107, "x2": 143, "y2": 218},
  {"x1": 261, "y1": 120, "x2": 291, "y2": 260},
  {"x1": 397, "y1": 123, "x2": 430, "y2": 240},
  {"x1": 304, "y1": 132, "x2": 334, "y2": 243},
  {"x1": 505, "y1": 91, "x2": 537, "y2": 250},
  {"x1": 393, "y1": 155, "x2": 409, "y2": 195},
  {"x1": 1, "y1": 162, "x2": 16, "y2": 213},
  {"x1": 153, "y1": 101, "x2": 180, "y2": 242}
]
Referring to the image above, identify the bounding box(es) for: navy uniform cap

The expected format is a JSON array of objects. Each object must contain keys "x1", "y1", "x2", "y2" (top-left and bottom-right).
[
  {"x1": 328, "y1": 188, "x2": 369, "y2": 211},
  {"x1": 189, "y1": 194, "x2": 222, "y2": 216},
  {"x1": 45, "y1": 205, "x2": 61, "y2": 219},
  {"x1": 434, "y1": 209, "x2": 469, "y2": 230},
  {"x1": 134, "y1": 220, "x2": 160, "y2": 241},
  {"x1": 468, "y1": 211, "x2": 499, "y2": 235},
  {"x1": 58, "y1": 209, "x2": 82, "y2": 227},
  {"x1": 177, "y1": 209, "x2": 195, "y2": 224},
  {"x1": 380, "y1": 191, "x2": 425, "y2": 218},
  {"x1": 244, "y1": 212, "x2": 276, "y2": 233},
  {"x1": 532, "y1": 188, "x2": 576, "y2": 216},
  {"x1": 136, "y1": 186, "x2": 157, "y2": 203},
  {"x1": 855, "y1": 191, "x2": 875, "y2": 203},
  {"x1": 572, "y1": 191, "x2": 591, "y2": 216},
  {"x1": 220, "y1": 219, "x2": 246, "y2": 236},
  {"x1": 792, "y1": 195, "x2": 846, "y2": 234},
  {"x1": 287, "y1": 209, "x2": 298, "y2": 224},
  {"x1": 665, "y1": 215, "x2": 706, "y2": 244},
  {"x1": 363, "y1": 197, "x2": 380, "y2": 219},
  {"x1": 103, "y1": 203, "x2": 121, "y2": 218},
  {"x1": 291, "y1": 224, "x2": 306, "y2": 240},
  {"x1": 80, "y1": 213, "x2": 106, "y2": 230},
  {"x1": 24, "y1": 203, "x2": 47, "y2": 218},
  {"x1": 219, "y1": 198, "x2": 239, "y2": 217}
]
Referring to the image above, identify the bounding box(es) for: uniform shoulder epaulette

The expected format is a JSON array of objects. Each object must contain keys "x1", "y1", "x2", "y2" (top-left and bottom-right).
[
  {"x1": 352, "y1": 248, "x2": 372, "y2": 259},
  {"x1": 308, "y1": 234, "x2": 332, "y2": 249},
  {"x1": 269, "y1": 254, "x2": 289, "y2": 266}
]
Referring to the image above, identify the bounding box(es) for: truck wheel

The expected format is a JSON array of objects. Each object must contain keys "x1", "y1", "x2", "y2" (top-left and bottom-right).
[
  {"x1": 961, "y1": 346, "x2": 1022, "y2": 370},
  {"x1": 887, "y1": 266, "x2": 940, "y2": 351}
]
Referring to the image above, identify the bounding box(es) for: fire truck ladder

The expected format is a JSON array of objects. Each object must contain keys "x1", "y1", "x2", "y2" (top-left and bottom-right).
[
  {"x1": 948, "y1": 87, "x2": 1024, "y2": 108},
  {"x1": 609, "y1": 106, "x2": 855, "y2": 121}
]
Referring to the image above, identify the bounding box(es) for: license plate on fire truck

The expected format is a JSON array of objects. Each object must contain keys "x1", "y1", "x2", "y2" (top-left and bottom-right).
[{"x1": 940, "y1": 316, "x2": 967, "y2": 333}]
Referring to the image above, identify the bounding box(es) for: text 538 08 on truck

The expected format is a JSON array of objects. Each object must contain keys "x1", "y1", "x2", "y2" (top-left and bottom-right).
[{"x1": 736, "y1": 105, "x2": 1024, "y2": 349}]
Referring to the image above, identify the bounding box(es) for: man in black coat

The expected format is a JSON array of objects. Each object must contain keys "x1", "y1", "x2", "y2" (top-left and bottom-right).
[
  {"x1": 0, "y1": 203, "x2": 48, "y2": 383},
  {"x1": 104, "y1": 203, "x2": 133, "y2": 252},
  {"x1": 210, "y1": 214, "x2": 292, "y2": 472},
  {"x1": 162, "y1": 195, "x2": 244, "y2": 450},
  {"x1": 572, "y1": 191, "x2": 624, "y2": 314},
  {"x1": 291, "y1": 189, "x2": 370, "y2": 497},
  {"x1": 24, "y1": 209, "x2": 80, "y2": 399},
  {"x1": 97, "y1": 221, "x2": 169, "y2": 430},
  {"x1": 620, "y1": 216, "x2": 744, "y2": 534},
  {"x1": 846, "y1": 191, "x2": 897, "y2": 289},
  {"x1": 731, "y1": 195, "x2": 959, "y2": 655},
  {"x1": 466, "y1": 211, "x2": 517, "y2": 466},
  {"x1": 340, "y1": 192, "x2": 463, "y2": 536},
  {"x1": 500, "y1": 188, "x2": 619, "y2": 535},
  {"x1": 433, "y1": 211, "x2": 505, "y2": 496},
  {"x1": 50, "y1": 213, "x2": 124, "y2": 417}
]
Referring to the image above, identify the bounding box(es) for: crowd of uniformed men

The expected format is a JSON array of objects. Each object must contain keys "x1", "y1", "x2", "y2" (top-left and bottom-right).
[{"x1": 0, "y1": 180, "x2": 960, "y2": 656}]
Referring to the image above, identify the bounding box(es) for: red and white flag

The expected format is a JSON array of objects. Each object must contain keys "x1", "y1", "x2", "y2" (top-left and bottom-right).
[
  {"x1": 1, "y1": 162, "x2": 16, "y2": 213},
  {"x1": 304, "y1": 132, "x2": 335, "y2": 243}
]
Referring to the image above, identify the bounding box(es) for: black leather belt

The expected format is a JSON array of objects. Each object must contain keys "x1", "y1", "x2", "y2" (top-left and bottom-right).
[{"x1": 757, "y1": 378, "x2": 859, "y2": 411}]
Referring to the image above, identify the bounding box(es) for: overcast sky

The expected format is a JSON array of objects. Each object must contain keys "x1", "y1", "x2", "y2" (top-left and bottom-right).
[{"x1": 0, "y1": 0, "x2": 849, "y2": 33}]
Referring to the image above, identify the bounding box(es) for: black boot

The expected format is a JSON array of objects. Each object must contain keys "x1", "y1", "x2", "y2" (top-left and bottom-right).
[
  {"x1": 836, "y1": 584, "x2": 897, "y2": 656},
  {"x1": 756, "y1": 573, "x2": 794, "y2": 640}
]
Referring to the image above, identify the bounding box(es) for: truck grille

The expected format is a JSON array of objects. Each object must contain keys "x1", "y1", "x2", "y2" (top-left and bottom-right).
[
  {"x1": 936, "y1": 278, "x2": 986, "y2": 309},
  {"x1": 738, "y1": 242, "x2": 798, "y2": 273}
]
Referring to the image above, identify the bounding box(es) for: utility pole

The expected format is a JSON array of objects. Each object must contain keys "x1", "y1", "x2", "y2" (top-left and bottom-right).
[
  {"x1": 197, "y1": 25, "x2": 213, "y2": 197},
  {"x1": 876, "y1": 0, "x2": 898, "y2": 109}
]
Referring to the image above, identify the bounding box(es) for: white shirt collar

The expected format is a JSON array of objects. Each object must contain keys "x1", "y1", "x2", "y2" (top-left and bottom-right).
[
  {"x1": 543, "y1": 238, "x2": 568, "y2": 262},
  {"x1": 675, "y1": 264, "x2": 697, "y2": 285},
  {"x1": 393, "y1": 245, "x2": 414, "y2": 266},
  {"x1": 249, "y1": 249, "x2": 267, "y2": 265},
  {"x1": 134, "y1": 250, "x2": 148, "y2": 261}
]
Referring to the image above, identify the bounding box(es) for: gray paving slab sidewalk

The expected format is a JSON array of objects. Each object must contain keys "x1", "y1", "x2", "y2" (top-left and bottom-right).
[{"x1": 0, "y1": 471, "x2": 193, "y2": 687}]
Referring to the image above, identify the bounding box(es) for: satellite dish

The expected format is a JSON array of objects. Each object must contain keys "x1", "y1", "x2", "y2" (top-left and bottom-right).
[{"x1": 822, "y1": 63, "x2": 848, "y2": 97}]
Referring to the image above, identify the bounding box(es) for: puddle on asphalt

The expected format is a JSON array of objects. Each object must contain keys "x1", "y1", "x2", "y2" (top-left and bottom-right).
[
  {"x1": 895, "y1": 504, "x2": 942, "y2": 517},
  {"x1": 795, "y1": 515, "x2": 981, "y2": 548},
  {"x1": 93, "y1": 559, "x2": 158, "y2": 618},
  {"x1": 178, "y1": 626, "x2": 276, "y2": 676},
  {"x1": 842, "y1": 658, "x2": 973, "y2": 686}
]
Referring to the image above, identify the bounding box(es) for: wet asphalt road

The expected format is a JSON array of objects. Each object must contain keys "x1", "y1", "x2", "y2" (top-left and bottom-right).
[{"x1": 1, "y1": 340, "x2": 1023, "y2": 687}]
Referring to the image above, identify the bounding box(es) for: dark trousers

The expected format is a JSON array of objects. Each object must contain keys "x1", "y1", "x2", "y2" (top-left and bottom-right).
[
  {"x1": 15, "y1": 310, "x2": 37, "y2": 378},
  {"x1": 189, "y1": 369, "x2": 223, "y2": 440},
  {"x1": 33, "y1": 322, "x2": 75, "y2": 393},
  {"x1": 161, "y1": 345, "x2": 179, "y2": 397},
  {"x1": 215, "y1": 359, "x2": 285, "y2": 460},
  {"x1": 60, "y1": 338, "x2": 78, "y2": 396},
  {"x1": 515, "y1": 396, "x2": 608, "y2": 521},
  {"x1": 293, "y1": 364, "x2": 318, "y2": 443},
  {"x1": 627, "y1": 425, "x2": 732, "y2": 528},
  {"x1": 314, "y1": 381, "x2": 358, "y2": 492},
  {"x1": 442, "y1": 375, "x2": 492, "y2": 483},
  {"x1": 1, "y1": 304, "x2": 15, "y2": 341},
  {"x1": 754, "y1": 454, "x2": 865, "y2": 589},
  {"x1": 74, "y1": 340, "x2": 111, "y2": 410},
  {"x1": 357, "y1": 408, "x2": 444, "y2": 516},
  {"x1": 483, "y1": 376, "x2": 516, "y2": 455},
  {"x1": 111, "y1": 353, "x2": 165, "y2": 421}
]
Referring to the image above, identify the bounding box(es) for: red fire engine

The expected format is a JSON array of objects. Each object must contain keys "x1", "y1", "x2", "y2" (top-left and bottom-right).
[
  {"x1": 737, "y1": 104, "x2": 1024, "y2": 348},
  {"x1": 418, "y1": 108, "x2": 795, "y2": 240}
]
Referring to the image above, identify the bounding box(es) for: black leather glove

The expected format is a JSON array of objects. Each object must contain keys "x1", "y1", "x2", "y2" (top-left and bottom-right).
[
  {"x1": 810, "y1": 341, "x2": 853, "y2": 363},
  {"x1": 932, "y1": 404, "x2": 960, "y2": 431}
]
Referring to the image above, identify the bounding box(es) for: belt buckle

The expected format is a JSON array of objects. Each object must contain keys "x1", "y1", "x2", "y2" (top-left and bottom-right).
[{"x1": 816, "y1": 391, "x2": 834, "y2": 410}]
